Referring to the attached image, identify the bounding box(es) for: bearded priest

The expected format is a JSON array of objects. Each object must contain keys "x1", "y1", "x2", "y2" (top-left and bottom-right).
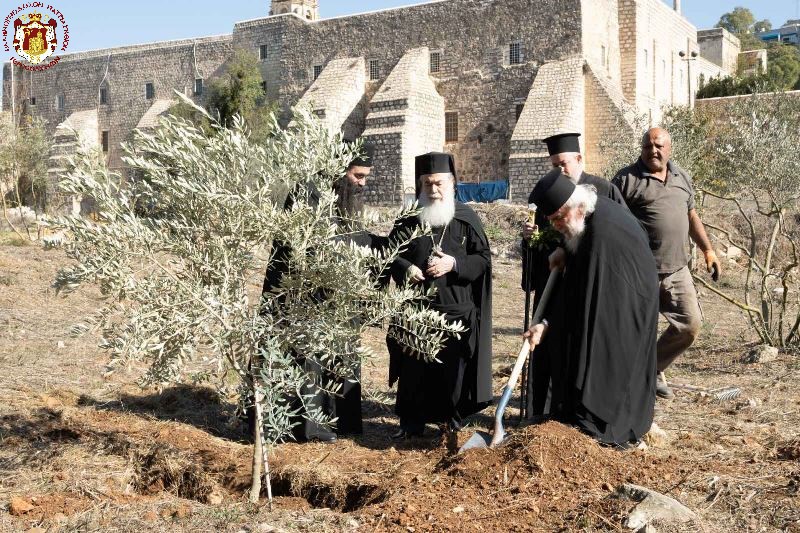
[
  {"x1": 524, "y1": 169, "x2": 659, "y2": 447},
  {"x1": 386, "y1": 152, "x2": 493, "y2": 444}
]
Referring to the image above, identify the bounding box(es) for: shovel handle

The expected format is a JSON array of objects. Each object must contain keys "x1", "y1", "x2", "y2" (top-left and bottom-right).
[{"x1": 490, "y1": 269, "x2": 561, "y2": 447}]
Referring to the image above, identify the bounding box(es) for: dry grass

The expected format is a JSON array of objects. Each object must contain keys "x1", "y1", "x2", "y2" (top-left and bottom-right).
[{"x1": 1, "y1": 229, "x2": 799, "y2": 531}]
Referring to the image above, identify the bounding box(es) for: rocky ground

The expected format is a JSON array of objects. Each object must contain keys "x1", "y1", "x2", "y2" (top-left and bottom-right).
[{"x1": 0, "y1": 217, "x2": 798, "y2": 532}]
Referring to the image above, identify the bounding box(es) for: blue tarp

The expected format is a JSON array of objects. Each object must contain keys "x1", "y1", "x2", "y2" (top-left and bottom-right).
[{"x1": 456, "y1": 180, "x2": 509, "y2": 203}]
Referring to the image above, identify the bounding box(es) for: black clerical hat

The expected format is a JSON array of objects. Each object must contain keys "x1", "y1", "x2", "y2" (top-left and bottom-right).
[
  {"x1": 348, "y1": 142, "x2": 375, "y2": 168},
  {"x1": 414, "y1": 152, "x2": 457, "y2": 197},
  {"x1": 415, "y1": 152, "x2": 456, "y2": 178},
  {"x1": 543, "y1": 133, "x2": 581, "y2": 156},
  {"x1": 530, "y1": 168, "x2": 576, "y2": 216}
]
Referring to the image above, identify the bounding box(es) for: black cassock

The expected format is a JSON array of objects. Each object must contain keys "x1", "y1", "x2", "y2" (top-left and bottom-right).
[
  {"x1": 543, "y1": 197, "x2": 658, "y2": 445},
  {"x1": 387, "y1": 202, "x2": 493, "y2": 429},
  {"x1": 260, "y1": 183, "x2": 386, "y2": 441},
  {"x1": 521, "y1": 173, "x2": 626, "y2": 417}
]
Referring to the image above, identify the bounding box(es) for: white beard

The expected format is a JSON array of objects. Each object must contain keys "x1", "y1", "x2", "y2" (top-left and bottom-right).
[
  {"x1": 563, "y1": 217, "x2": 586, "y2": 254},
  {"x1": 419, "y1": 192, "x2": 456, "y2": 228}
]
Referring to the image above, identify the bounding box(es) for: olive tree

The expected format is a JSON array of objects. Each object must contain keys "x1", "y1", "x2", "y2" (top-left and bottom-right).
[
  {"x1": 48, "y1": 94, "x2": 463, "y2": 503},
  {"x1": 697, "y1": 92, "x2": 800, "y2": 348}
]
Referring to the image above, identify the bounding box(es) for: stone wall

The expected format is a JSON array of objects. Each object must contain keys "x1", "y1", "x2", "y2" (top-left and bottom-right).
[
  {"x1": 237, "y1": 0, "x2": 584, "y2": 187},
  {"x1": 619, "y1": 0, "x2": 699, "y2": 123},
  {"x1": 296, "y1": 56, "x2": 366, "y2": 140},
  {"x1": 508, "y1": 56, "x2": 585, "y2": 202},
  {"x1": 582, "y1": 0, "x2": 622, "y2": 87},
  {"x1": 3, "y1": 35, "x2": 233, "y2": 171},
  {"x1": 695, "y1": 90, "x2": 800, "y2": 112},
  {"x1": 362, "y1": 48, "x2": 444, "y2": 205},
  {"x1": 697, "y1": 28, "x2": 741, "y2": 76},
  {"x1": 584, "y1": 64, "x2": 637, "y2": 176}
]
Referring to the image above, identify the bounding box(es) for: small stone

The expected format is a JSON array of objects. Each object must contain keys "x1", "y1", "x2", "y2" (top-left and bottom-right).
[
  {"x1": 257, "y1": 525, "x2": 276, "y2": 533},
  {"x1": 637, "y1": 525, "x2": 658, "y2": 533},
  {"x1": 726, "y1": 246, "x2": 742, "y2": 259},
  {"x1": 9, "y1": 497, "x2": 34, "y2": 516},
  {"x1": 452, "y1": 506, "x2": 465, "y2": 513},
  {"x1": 206, "y1": 491, "x2": 224, "y2": 505},
  {"x1": 643, "y1": 422, "x2": 669, "y2": 448},
  {"x1": 57, "y1": 341, "x2": 65, "y2": 349},
  {"x1": 618, "y1": 484, "x2": 697, "y2": 530},
  {"x1": 742, "y1": 345, "x2": 779, "y2": 364}
]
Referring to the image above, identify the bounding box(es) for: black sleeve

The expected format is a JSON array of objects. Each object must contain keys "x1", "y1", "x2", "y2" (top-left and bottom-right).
[{"x1": 452, "y1": 224, "x2": 491, "y2": 283}]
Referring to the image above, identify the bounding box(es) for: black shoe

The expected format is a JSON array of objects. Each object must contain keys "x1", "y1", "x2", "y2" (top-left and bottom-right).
[
  {"x1": 656, "y1": 372, "x2": 675, "y2": 400},
  {"x1": 313, "y1": 432, "x2": 337, "y2": 443},
  {"x1": 391, "y1": 428, "x2": 423, "y2": 440}
]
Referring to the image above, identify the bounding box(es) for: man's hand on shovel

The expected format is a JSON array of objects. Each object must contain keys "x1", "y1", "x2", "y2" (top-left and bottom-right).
[{"x1": 524, "y1": 322, "x2": 549, "y2": 350}]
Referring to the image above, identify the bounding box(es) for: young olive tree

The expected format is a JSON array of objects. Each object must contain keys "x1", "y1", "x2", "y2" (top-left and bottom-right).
[
  {"x1": 0, "y1": 115, "x2": 51, "y2": 238},
  {"x1": 695, "y1": 92, "x2": 800, "y2": 348},
  {"x1": 48, "y1": 94, "x2": 463, "y2": 503}
]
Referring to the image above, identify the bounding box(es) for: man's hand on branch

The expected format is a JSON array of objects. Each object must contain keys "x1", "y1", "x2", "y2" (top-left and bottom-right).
[
  {"x1": 426, "y1": 251, "x2": 456, "y2": 279},
  {"x1": 524, "y1": 322, "x2": 549, "y2": 351},
  {"x1": 406, "y1": 265, "x2": 425, "y2": 284},
  {"x1": 704, "y1": 249, "x2": 721, "y2": 282},
  {"x1": 523, "y1": 221, "x2": 538, "y2": 240}
]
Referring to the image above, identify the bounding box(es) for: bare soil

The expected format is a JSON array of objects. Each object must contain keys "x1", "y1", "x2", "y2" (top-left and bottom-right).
[{"x1": 1, "y1": 229, "x2": 799, "y2": 532}]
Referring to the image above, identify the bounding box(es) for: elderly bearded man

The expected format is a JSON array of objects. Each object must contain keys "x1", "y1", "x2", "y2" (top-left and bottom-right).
[
  {"x1": 525, "y1": 170, "x2": 658, "y2": 447},
  {"x1": 386, "y1": 152, "x2": 493, "y2": 443},
  {"x1": 612, "y1": 128, "x2": 721, "y2": 400},
  {"x1": 520, "y1": 132, "x2": 626, "y2": 418}
]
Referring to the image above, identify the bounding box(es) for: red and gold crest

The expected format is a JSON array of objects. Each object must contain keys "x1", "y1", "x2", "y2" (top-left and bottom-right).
[{"x1": 12, "y1": 12, "x2": 58, "y2": 65}]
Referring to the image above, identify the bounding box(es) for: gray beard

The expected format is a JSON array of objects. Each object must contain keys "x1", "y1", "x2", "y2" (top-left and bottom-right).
[
  {"x1": 563, "y1": 217, "x2": 586, "y2": 254},
  {"x1": 419, "y1": 192, "x2": 455, "y2": 228}
]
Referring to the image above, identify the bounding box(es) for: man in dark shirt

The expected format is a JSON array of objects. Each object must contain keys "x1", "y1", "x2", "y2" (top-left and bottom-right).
[{"x1": 612, "y1": 128, "x2": 721, "y2": 400}]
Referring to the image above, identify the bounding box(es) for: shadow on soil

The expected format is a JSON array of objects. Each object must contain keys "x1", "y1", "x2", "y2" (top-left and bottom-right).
[{"x1": 77, "y1": 384, "x2": 245, "y2": 441}]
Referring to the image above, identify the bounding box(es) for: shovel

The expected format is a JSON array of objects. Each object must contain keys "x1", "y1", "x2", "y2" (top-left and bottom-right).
[{"x1": 459, "y1": 268, "x2": 561, "y2": 452}]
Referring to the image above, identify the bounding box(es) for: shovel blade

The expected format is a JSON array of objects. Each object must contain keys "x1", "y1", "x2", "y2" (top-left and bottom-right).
[{"x1": 458, "y1": 431, "x2": 492, "y2": 453}]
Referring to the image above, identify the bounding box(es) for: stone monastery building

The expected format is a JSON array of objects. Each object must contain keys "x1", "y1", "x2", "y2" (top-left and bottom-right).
[{"x1": 2, "y1": 0, "x2": 748, "y2": 205}]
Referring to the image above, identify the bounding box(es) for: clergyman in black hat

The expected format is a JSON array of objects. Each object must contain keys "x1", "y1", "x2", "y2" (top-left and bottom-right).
[
  {"x1": 385, "y1": 152, "x2": 493, "y2": 447},
  {"x1": 523, "y1": 169, "x2": 658, "y2": 447},
  {"x1": 519, "y1": 132, "x2": 626, "y2": 419},
  {"x1": 257, "y1": 141, "x2": 382, "y2": 443}
]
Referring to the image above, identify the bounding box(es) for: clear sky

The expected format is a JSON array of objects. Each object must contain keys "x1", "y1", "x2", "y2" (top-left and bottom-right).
[{"x1": 6, "y1": 1, "x2": 799, "y2": 54}]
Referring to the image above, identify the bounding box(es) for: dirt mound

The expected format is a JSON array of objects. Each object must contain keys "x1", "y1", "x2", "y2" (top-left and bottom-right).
[
  {"x1": 0, "y1": 405, "x2": 251, "y2": 506},
  {"x1": 471, "y1": 202, "x2": 527, "y2": 257},
  {"x1": 361, "y1": 422, "x2": 682, "y2": 531}
]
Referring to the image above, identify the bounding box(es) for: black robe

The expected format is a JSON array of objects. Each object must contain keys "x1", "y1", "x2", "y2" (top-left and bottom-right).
[
  {"x1": 387, "y1": 202, "x2": 493, "y2": 427},
  {"x1": 522, "y1": 172, "x2": 625, "y2": 417},
  {"x1": 544, "y1": 197, "x2": 658, "y2": 445},
  {"x1": 260, "y1": 181, "x2": 386, "y2": 440}
]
